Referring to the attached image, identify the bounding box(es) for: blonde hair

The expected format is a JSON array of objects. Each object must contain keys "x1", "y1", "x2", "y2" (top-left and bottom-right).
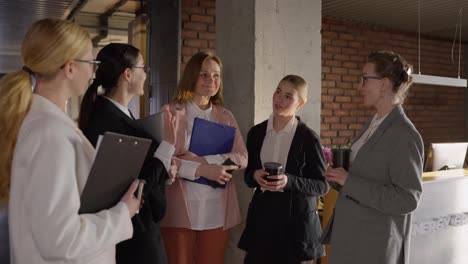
[
  {"x1": 174, "y1": 51, "x2": 224, "y2": 105},
  {"x1": 0, "y1": 18, "x2": 90, "y2": 203},
  {"x1": 280, "y1": 75, "x2": 308, "y2": 103}
]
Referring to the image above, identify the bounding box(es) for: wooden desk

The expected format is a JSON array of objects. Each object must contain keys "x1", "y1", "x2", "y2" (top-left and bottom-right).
[
  {"x1": 422, "y1": 168, "x2": 468, "y2": 181},
  {"x1": 321, "y1": 188, "x2": 338, "y2": 264}
]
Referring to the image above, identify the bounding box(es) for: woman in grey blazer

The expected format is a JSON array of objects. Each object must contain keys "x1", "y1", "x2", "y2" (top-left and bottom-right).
[{"x1": 324, "y1": 51, "x2": 424, "y2": 264}]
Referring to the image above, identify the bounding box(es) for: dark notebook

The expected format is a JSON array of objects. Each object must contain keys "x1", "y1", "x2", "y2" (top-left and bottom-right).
[
  {"x1": 132, "y1": 112, "x2": 164, "y2": 143},
  {"x1": 79, "y1": 132, "x2": 151, "y2": 214}
]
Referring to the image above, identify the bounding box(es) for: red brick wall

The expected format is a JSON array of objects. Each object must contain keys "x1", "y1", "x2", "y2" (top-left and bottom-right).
[
  {"x1": 321, "y1": 16, "x2": 466, "y2": 149},
  {"x1": 177, "y1": 7, "x2": 466, "y2": 149},
  {"x1": 181, "y1": 0, "x2": 216, "y2": 73}
]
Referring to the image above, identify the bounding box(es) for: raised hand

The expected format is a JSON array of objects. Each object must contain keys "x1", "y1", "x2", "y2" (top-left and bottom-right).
[
  {"x1": 166, "y1": 159, "x2": 177, "y2": 185},
  {"x1": 162, "y1": 105, "x2": 176, "y2": 145}
]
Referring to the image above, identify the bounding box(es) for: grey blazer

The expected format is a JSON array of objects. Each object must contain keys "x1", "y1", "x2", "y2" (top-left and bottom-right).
[{"x1": 327, "y1": 105, "x2": 424, "y2": 264}]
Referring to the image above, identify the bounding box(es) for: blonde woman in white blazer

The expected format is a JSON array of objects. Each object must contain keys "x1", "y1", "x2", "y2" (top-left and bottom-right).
[{"x1": 0, "y1": 19, "x2": 140, "y2": 264}]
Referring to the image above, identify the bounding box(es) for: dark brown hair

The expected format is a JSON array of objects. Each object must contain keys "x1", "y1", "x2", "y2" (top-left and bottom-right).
[{"x1": 368, "y1": 51, "x2": 413, "y2": 103}]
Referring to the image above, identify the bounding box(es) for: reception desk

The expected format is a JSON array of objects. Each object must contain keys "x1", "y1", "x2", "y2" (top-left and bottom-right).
[
  {"x1": 321, "y1": 169, "x2": 468, "y2": 264},
  {"x1": 410, "y1": 169, "x2": 468, "y2": 264}
]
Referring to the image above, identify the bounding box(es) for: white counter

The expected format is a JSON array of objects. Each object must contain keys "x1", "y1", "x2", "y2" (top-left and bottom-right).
[{"x1": 410, "y1": 169, "x2": 468, "y2": 264}]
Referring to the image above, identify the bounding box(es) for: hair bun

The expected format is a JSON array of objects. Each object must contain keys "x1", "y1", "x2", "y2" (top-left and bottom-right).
[{"x1": 400, "y1": 64, "x2": 413, "y2": 83}]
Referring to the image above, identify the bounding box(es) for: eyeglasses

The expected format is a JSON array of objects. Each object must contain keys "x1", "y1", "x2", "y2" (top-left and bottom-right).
[
  {"x1": 134, "y1": 65, "x2": 150, "y2": 74},
  {"x1": 360, "y1": 75, "x2": 384, "y2": 85},
  {"x1": 74, "y1": 59, "x2": 101, "y2": 72}
]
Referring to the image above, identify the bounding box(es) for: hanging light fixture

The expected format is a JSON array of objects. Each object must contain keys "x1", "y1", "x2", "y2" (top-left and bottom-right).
[
  {"x1": 412, "y1": 74, "x2": 467, "y2": 87},
  {"x1": 412, "y1": 1, "x2": 467, "y2": 87}
]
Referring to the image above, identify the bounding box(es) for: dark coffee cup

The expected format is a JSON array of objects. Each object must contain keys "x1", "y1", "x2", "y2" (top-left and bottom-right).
[
  {"x1": 263, "y1": 162, "x2": 283, "y2": 182},
  {"x1": 331, "y1": 149, "x2": 351, "y2": 171}
]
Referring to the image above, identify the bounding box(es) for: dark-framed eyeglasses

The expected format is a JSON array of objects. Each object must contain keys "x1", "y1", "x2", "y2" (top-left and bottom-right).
[
  {"x1": 74, "y1": 59, "x2": 101, "y2": 72},
  {"x1": 360, "y1": 75, "x2": 384, "y2": 85},
  {"x1": 134, "y1": 65, "x2": 150, "y2": 74}
]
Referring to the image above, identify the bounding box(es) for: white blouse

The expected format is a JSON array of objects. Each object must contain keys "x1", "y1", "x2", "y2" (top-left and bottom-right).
[
  {"x1": 350, "y1": 112, "x2": 389, "y2": 162},
  {"x1": 260, "y1": 114, "x2": 298, "y2": 191},
  {"x1": 183, "y1": 102, "x2": 225, "y2": 230}
]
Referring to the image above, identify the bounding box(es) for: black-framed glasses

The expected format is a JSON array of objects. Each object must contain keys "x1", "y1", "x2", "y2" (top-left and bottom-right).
[
  {"x1": 134, "y1": 65, "x2": 150, "y2": 74},
  {"x1": 360, "y1": 75, "x2": 383, "y2": 85},
  {"x1": 74, "y1": 59, "x2": 101, "y2": 72}
]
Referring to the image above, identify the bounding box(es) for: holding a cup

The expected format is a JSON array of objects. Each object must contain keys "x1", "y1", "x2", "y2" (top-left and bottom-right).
[
  {"x1": 331, "y1": 147, "x2": 351, "y2": 171},
  {"x1": 322, "y1": 51, "x2": 424, "y2": 264},
  {"x1": 327, "y1": 146, "x2": 351, "y2": 190},
  {"x1": 263, "y1": 162, "x2": 283, "y2": 182},
  {"x1": 238, "y1": 75, "x2": 329, "y2": 263}
]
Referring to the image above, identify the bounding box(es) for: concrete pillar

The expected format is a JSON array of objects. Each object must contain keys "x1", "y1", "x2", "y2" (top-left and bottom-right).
[
  {"x1": 128, "y1": 16, "x2": 148, "y2": 119},
  {"x1": 465, "y1": 44, "x2": 468, "y2": 142},
  {"x1": 217, "y1": 1, "x2": 322, "y2": 263}
]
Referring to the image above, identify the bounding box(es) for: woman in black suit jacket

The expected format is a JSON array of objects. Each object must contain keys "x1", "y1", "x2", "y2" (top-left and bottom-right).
[
  {"x1": 78, "y1": 43, "x2": 175, "y2": 264},
  {"x1": 238, "y1": 75, "x2": 329, "y2": 264}
]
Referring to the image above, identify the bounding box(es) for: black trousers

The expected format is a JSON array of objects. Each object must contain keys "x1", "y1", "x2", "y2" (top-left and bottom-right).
[{"x1": 116, "y1": 223, "x2": 167, "y2": 264}]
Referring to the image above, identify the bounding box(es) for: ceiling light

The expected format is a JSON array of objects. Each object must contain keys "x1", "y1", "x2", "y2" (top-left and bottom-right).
[{"x1": 412, "y1": 74, "x2": 467, "y2": 87}]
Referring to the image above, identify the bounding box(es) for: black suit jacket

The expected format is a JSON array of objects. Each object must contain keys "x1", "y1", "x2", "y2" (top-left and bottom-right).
[
  {"x1": 238, "y1": 117, "x2": 329, "y2": 263},
  {"x1": 83, "y1": 96, "x2": 168, "y2": 264}
]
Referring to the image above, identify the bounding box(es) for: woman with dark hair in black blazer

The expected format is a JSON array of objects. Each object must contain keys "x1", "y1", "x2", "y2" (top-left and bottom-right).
[
  {"x1": 238, "y1": 75, "x2": 329, "y2": 264},
  {"x1": 78, "y1": 43, "x2": 176, "y2": 264}
]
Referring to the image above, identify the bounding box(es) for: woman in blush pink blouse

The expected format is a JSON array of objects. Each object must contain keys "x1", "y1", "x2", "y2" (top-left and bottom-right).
[{"x1": 160, "y1": 51, "x2": 247, "y2": 264}]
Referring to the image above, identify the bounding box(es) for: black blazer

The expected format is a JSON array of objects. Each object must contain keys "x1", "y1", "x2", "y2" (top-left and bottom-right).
[
  {"x1": 83, "y1": 96, "x2": 168, "y2": 264},
  {"x1": 238, "y1": 117, "x2": 329, "y2": 263}
]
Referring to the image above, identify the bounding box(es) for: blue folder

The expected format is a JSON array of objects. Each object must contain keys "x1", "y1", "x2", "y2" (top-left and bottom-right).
[{"x1": 185, "y1": 117, "x2": 236, "y2": 188}]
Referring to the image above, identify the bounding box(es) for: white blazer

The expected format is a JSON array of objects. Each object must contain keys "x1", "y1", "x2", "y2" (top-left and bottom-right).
[{"x1": 9, "y1": 94, "x2": 133, "y2": 264}]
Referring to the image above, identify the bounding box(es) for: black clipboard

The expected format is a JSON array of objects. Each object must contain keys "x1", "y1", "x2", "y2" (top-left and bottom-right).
[
  {"x1": 132, "y1": 112, "x2": 164, "y2": 142},
  {"x1": 79, "y1": 132, "x2": 152, "y2": 214}
]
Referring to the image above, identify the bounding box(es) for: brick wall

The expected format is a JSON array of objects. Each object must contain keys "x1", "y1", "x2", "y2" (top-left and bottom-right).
[
  {"x1": 321, "y1": 16, "x2": 466, "y2": 149},
  {"x1": 181, "y1": 0, "x2": 216, "y2": 73},
  {"x1": 178, "y1": 7, "x2": 466, "y2": 149}
]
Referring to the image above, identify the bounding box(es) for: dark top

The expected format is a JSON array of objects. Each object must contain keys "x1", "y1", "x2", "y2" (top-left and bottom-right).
[
  {"x1": 238, "y1": 117, "x2": 329, "y2": 264},
  {"x1": 83, "y1": 95, "x2": 168, "y2": 264}
]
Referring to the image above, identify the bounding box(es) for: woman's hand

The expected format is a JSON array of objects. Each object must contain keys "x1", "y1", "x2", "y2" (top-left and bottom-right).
[
  {"x1": 166, "y1": 159, "x2": 177, "y2": 185},
  {"x1": 197, "y1": 164, "x2": 240, "y2": 185},
  {"x1": 263, "y1": 174, "x2": 288, "y2": 191},
  {"x1": 177, "y1": 151, "x2": 208, "y2": 165},
  {"x1": 253, "y1": 169, "x2": 269, "y2": 187},
  {"x1": 162, "y1": 105, "x2": 176, "y2": 146},
  {"x1": 120, "y1": 180, "x2": 140, "y2": 218},
  {"x1": 324, "y1": 167, "x2": 349, "y2": 186},
  {"x1": 253, "y1": 170, "x2": 288, "y2": 191}
]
